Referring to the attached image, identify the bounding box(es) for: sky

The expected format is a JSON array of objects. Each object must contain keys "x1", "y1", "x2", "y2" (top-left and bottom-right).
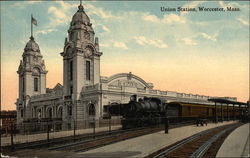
[{"x1": 1, "y1": 0, "x2": 249, "y2": 110}]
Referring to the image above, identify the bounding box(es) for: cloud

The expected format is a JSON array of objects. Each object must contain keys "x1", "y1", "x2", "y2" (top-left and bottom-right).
[
  {"x1": 200, "y1": 32, "x2": 217, "y2": 41},
  {"x1": 99, "y1": 43, "x2": 109, "y2": 48},
  {"x1": 219, "y1": 1, "x2": 232, "y2": 8},
  {"x1": 143, "y1": 14, "x2": 159, "y2": 22},
  {"x1": 219, "y1": 1, "x2": 239, "y2": 8},
  {"x1": 47, "y1": 1, "x2": 77, "y2": 28},
  {"x1": 12, "y1": 1, "x2": 41, "y2": 7},
  {"x1": 143, "y1": 13, "x2": 185, "y2": 24},
  {"x1": 219, "y1": 1, "x2": 249, "y2": 9},
  {"x1": 86, "y1": 4, "x2": 121, "y2": 19},
  {"x1": 113, "y1": 41, "x2": 128, "y2": 50},
  {"x1": 100, "y1": 25, "x2": 110, "y2": 33},
  {"x1": 134, "y1": 36, "x2": 168, "y2": 48},
  {"x1": 163, "y1": 14, "x2": 186, "y2": 24},
  {"x1": 48, "y1": 6, "x2": 67, "y2": 19},
  {"x1": 181, "y1": 38, "x2": 197, "y2": 46},
  {"x1": 237, "y1": 17, "x2": 249, "y2": 26},
  {"x1": 36, "y1": 29, "x2": 57, "y2": 35},
  {"x1": 56, "y1": 1, "x2": 77, "y2": 11}
]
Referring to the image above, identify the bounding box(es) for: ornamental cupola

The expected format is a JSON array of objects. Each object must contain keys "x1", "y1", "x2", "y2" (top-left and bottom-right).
[
  {"x1": 24, "y1": 36, "x2": 40, "y2": 52},
  {"x1": 67, "y1": 2, "x2": 95, "y2": 45},
  {"x1": 18, "y1": 36, "x2": 47, "y2": 74}
]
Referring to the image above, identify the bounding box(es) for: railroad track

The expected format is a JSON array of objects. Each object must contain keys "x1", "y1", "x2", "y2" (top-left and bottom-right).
[
  {"x1": 49, "y1": 127, "x2": 162, "y2": 152},
  {"x1": 149, "y1": 122, "x2": 242, "y2": 158},
  {"x1": 48, "y1": 121, "x2": 196, "y2": 152}
]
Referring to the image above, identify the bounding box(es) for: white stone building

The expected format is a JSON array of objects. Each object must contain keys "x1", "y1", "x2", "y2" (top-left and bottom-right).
[{"x1": 16, "y1": 3, "x2": 237, "y2": 130}]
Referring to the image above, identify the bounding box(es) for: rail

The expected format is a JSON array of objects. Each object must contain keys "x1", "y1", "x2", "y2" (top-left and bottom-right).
[
  {"x1": 152, "y1": 128, "x2": 215, "y2": 158},
  {"x1": 151, "y1": 123, "x2": 241, "y2": 158},
  {"x1": 190, "y1": 125, "x2": 236, "y2": 158}
]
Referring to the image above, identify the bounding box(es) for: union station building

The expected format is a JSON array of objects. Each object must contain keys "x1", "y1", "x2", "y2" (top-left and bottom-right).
[{"x1": 15, "y1": 3, "x2": 237, "y2": 130}]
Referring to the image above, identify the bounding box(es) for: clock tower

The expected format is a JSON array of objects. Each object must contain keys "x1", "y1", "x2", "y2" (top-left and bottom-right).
[
  {"x1": 60, "y1": 3, "x2": 102, "y2": 127},
  {"x1": 60, "y1": 3, "x2": 102, "y2": 100}
]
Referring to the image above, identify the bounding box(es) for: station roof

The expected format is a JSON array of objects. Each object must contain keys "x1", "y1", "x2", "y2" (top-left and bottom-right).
[{"x1": 208, "y1": 98, "x2": 247, "y2": 105}]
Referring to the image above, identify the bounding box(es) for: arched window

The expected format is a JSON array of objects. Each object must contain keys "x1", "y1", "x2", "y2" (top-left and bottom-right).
[
  {"x1": 69, "y1": 60, "x2": 73, "y2": 81},
  {"x1": 38, "y1": 109, "x2": 42, "y2": 119},
  {"x1": 34, "y1": 78, "x2": 38, "y2": 91},
  {"x1": 89, "y1": 104, "x2": 95, "y2": 116},
  {"x1": 21, "y1": 109, "x2": 24, "y2": 118},
  {"x1": 68, "y1": 106, "x2": 72, "y2": 116},
  {"x1": 32, "y1": 108, "x2": 34, "y2": 118},
  {"x1": 86, "y1": 60, "x2": 91, "y2": 80},
  {"x1": 57, "y1": 107, "x2": 63, "y2": 118},
  {"x1": 47, "y1": 108, "x2": 52, "y2": 119}
]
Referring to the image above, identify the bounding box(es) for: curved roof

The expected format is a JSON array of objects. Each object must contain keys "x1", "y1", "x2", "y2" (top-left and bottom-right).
[
  {"x1": 105, "y1": 73, "x2": 153, "y2": 89},
  {"x1": 24, "y1": 36, "x2": 40, "y2": 52},
  {"x1": 71, "y1": 4, "x2": 90, "y2": 25}
]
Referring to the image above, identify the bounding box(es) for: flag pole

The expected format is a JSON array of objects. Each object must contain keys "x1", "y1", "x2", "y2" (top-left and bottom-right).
[{"x1": 31, "y1": 14, "x2": 33, "y2": 38}]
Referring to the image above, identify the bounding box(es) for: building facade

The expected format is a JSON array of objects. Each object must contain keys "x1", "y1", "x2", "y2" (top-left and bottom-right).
[{"x1": 16, "y1": 3, "x2": 237, "y2": 130}]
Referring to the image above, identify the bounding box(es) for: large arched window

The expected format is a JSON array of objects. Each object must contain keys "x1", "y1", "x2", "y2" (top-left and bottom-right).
[
  {"x1": 38, "y1": 109, "x2": 42, "y2": 119},
  {"x1": 57, "y1": 106, "x2": 63, "y2": 118},
  {"x1": 47, "y1": 108, "x2": 52, "y2": 119},
  {"x1": 34, "y1": 78, "x2": 38, "y2": 91},
  {"x1": 89, "y1": 104, "x2": 95, "y2": 116}
]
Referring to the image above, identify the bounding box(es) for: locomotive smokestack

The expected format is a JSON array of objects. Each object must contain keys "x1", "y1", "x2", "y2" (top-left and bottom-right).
[{"x1": 130, "y1": 95, "x2": 137, "y2": 101}]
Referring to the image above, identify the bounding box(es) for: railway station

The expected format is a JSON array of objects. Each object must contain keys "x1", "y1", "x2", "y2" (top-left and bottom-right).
[{"x1": 1, "y1": 1, "x2": 249, "y2": 158}]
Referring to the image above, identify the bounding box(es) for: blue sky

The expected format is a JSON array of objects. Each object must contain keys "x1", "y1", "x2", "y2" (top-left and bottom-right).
[{"x1": 1, "y1": 1, "x2": 249, "y2": 110}]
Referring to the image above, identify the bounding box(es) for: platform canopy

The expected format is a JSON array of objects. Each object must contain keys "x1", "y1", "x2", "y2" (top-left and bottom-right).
[{"x1": 208, "y1": 98, "x2": 247, "y2": 105}]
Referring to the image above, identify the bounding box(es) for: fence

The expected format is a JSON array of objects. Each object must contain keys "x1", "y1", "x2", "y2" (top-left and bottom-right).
[{"x1": 1, "y1": 118, "x2": 121, "y2": 147}]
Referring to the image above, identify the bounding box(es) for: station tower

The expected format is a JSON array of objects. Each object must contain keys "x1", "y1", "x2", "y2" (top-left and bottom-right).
[
  {"x1": 60, "y1": 2, "x2": 102, "y2": 126},
  {"x1": 16, "y1": 35, "x2": 48, "y2": 123}
]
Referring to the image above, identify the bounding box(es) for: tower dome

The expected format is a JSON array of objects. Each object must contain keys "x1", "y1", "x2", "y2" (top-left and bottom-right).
[
  {"x1": 24, "y1": 36, "x2": 40, "y2": 52},
  {"x1": 71, "y1": 4, "x2": 90, "y2": 26},
  {"x1": 67, "y1": 2, "x2": 95, "y2": 43}
]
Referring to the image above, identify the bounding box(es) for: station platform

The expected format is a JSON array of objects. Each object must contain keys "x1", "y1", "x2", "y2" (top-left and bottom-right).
[
  {"x1": 216, "y1": 123, "x2": 249, "y2": 158},
  {"x1": 76, "y1": 121, "x2": 237, "y2": 158}
]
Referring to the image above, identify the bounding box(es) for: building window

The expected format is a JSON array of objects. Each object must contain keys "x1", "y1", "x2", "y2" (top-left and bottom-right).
[
  {"x1": 21, "y1": 109, "x2": 23, "y2": 118},
  {"x1": 70, "y1": 86, "x2": 73, "y2": 95},
  {"x1": 38, "y1": 109, "x2": 42, "y2": 118},
  {"x1": 22, "y1": 77, "x2": 25, "y2": 94},
  {"x1": 89, "y1": 104, "x2": 95, "y2": 116},
  {"x1": 47, "y1": 108, "x2": 52, "y2": 119},
  {"x1": 86, "y1": 60, "x2": 90, "y2": 80},
  {"x1": 34, "y1": 78, "x2": 38, "y2": 91},
  {"x1": 70, "y1": 60, "x2": 73, "y2": 81},
  {"x1": 68, "y1": 106, "x2": 72, "y2": 116}
]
